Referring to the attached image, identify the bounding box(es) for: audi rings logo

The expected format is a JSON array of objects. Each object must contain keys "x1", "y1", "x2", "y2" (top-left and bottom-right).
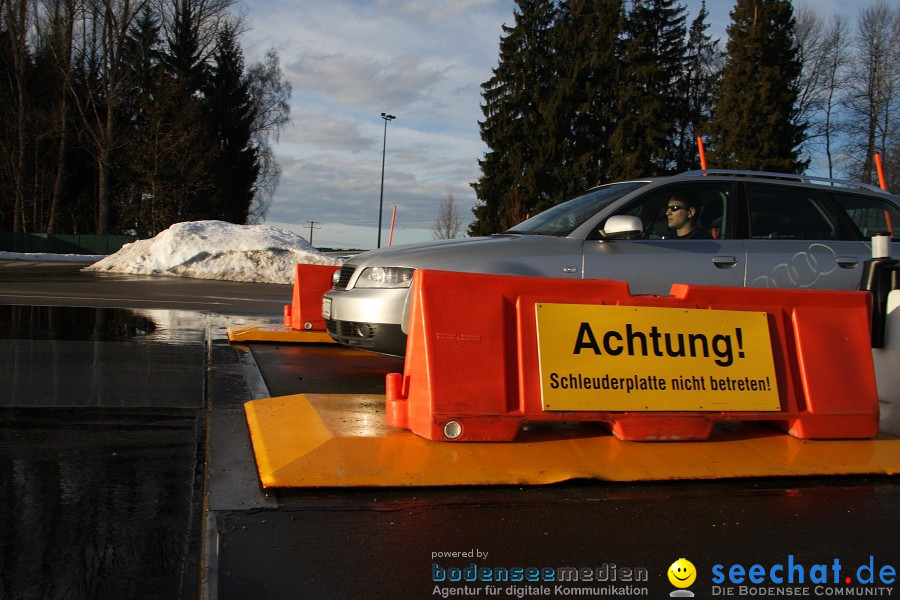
[{"x1": 750, "y1": 243, "x2": 840, "y2": 288}]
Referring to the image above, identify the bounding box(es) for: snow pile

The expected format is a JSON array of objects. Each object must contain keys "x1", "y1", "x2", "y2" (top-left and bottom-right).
[{"x1": 85, "y1": 220, "x2": 342, "y2": 284}]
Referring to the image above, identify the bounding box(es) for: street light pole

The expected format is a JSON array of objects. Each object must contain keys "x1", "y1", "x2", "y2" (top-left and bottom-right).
[{"x1": 377, "y1": 112, "x2": 396, "y2": 249}]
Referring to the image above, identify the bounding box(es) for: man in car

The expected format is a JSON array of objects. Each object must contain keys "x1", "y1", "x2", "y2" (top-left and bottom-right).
[{"x1": 665, "y1": 193, "x2": 711, "y2": 239}]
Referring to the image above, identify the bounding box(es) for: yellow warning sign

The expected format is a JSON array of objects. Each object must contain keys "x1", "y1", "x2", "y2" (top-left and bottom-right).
[{"x1": 535, "y1": 304, "x2": 780, "y2": 412}]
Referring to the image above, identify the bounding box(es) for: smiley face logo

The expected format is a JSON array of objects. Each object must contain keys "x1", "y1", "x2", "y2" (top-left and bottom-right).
[{"x1": 668, "y1": 558, "x2": 697, "y2": 588}]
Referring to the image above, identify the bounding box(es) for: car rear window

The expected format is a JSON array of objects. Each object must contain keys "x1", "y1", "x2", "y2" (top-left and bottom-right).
[
  {"x1": 747, "y1": 184, "x2": 841, "y2": 240},
  {"x1": 828, "y1": 191, "x2": 899, "y2": 240}
]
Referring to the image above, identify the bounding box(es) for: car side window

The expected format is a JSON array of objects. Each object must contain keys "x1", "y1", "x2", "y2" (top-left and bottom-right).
[
  {"x1": 620, "y1": 183, "x2": 732, "y2": 240},
  {"x1": 747, "y1": 184, "x2": 841, "y2": 240},
  {"x1": 827, "y1": 191, "x2": 899, "y2": 241}
]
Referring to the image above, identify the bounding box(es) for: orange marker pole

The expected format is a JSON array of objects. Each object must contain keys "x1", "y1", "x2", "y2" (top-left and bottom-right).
[
  {"x1": 388, "y1": 205, "x2": 397, "y2": 247},
  {"x1": 697, "y1": 136, "x2": 708, "y2": 170},
  {"x1": 874, "y1": 153, "x2": 887, "y2": 190}
]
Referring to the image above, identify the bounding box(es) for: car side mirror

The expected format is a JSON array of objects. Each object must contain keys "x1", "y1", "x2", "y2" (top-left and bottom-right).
[{"x1": 600, "y1": 215, "x2": 643, "y2": 240}]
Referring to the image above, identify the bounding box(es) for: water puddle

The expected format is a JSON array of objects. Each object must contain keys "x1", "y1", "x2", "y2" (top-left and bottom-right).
[
  {"x1": 0, "y1": 306, "x2": 207, "y2": 408},
  {"x1": 0, "y1": 408, "x2": 201, "y2": 600},
  {"x1": 0, "y1": 305, "x2": 208, "y2": 598},
  {"x1": 0, "y1": 305, "x2": 210, "y2": 344}
]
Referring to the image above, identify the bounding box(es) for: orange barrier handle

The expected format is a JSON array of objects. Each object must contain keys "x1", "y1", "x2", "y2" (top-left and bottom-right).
[
  {"x1": 875, "y1": 153, "x2": 886, "y2": 190},
  {"x1": 388, "y1": 205, "x2": 397, "y2": 247},
  {"x1": 697, "y1": 136, "x2": 707, "y2": 170}
]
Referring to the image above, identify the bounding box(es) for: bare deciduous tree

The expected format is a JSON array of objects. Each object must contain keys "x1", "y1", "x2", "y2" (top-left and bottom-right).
[
  {"x1": 68, "y1": 0, "x2": 148, "y2": 233},
  {"x1": 499, "y1": 186, "x2": 526, "y2": 232},
  {"x1": 246, "y1": 48, "x2": 291, "y2": 223},
  {"x1": 820, "y1": 15, "x2": 849, "y2": 178},
  {"x1": 841, "y1": 0, "x2": 900, "y2": 183},
  {"x1": 36, "y1": 0, "x2": 80, "y2": 232},
  {"x1": 0, "y1": 0, "x2": 289, "y2": 235},
  {"x1": 795, "y1": 8, "x2": 850, "y2": 177},
  {"x1": 432, "y1": 191, "x2": 463, "y2": 240},
  {"x1": 2, "y1": 0, "x2": 30, "y2": 232},
  {"x1": 795, "y1": 7, "x2": 828, "y2": 142}
]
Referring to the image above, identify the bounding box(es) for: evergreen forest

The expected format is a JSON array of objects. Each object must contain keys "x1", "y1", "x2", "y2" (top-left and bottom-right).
[
  {"x1": 471, "y1": 0, "x2": 900, "y2": 235},
  {"x1": 0, "y1": 0, "x2": 291, "y2": 236}
]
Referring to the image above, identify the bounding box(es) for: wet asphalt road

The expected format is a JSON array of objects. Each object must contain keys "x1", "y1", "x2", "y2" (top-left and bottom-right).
[
  {"x1": 0, "y1": 260, "x2": 287, "y2": 600},
  {"x1": 1, "y1": 260, "x2": 898, "y2": 600},
  {"x1": 0, "y1": 260, "x2": 290, "y2": 317}
]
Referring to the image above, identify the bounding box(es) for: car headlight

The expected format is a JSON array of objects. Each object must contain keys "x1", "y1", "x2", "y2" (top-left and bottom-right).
[{"x1": 354, "y1": 267, "x2": 415, "y2": 288}]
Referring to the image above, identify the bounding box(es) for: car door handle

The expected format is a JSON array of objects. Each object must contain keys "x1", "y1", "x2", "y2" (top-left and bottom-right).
[
  {"x1": 836, "y1": 256, "x2": 859, "y2": 268},
  {"x1": 712, "y1": 256, "x2": 738, "y2": 268}
]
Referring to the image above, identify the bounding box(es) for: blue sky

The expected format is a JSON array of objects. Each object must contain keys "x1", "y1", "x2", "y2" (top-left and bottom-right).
[{"x1": 238, "y1": 0, "x2": 879, "y2": 249}]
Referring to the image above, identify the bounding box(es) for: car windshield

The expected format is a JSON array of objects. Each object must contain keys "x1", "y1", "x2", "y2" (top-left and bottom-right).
[{"x1": 505, "y1": 182, "x2": 646, "y2": 236}]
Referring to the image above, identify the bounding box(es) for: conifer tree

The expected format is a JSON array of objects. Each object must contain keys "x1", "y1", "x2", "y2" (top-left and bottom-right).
[
  {"x1": 609, "y1": 0, "x2": 688, "y2": 178},
  {"x1": 204, "y1": 24, "x2": 259, "y2": 224},
  {"x1": 119, "y1": 6, "x2": 163, "y2": 233},
  {"x1": 550, "y1": 0, "x2": 624, "y2": 197},
  {"x1": 156, "y1": 0, "x2": 219, "y2": 223},
  {"x1": 711, "y1": 0, "x2": 807, "y2": 172},
  {"x1": 675, "y1": 0, "x2": 721, "y2": 171},
  {"x1": 162, "y1": 0, "x2": 208, "y2": 89},
  {"x1": 470, "y1": 0, "x2": 557, "y2": 235}
]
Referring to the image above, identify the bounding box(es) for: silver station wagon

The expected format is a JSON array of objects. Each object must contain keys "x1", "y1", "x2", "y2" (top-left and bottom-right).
[{"x1": 324, "y1": 170, "x2": 900, "y2": 356}]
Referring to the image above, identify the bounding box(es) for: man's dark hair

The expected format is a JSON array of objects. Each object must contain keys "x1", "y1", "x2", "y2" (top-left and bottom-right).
[{"x1": 670, "y1": 191, "x2": 701, "y2": 209}]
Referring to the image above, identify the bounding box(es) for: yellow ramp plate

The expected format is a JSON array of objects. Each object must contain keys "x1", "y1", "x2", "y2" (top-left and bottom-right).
[
  {"x1": 244, "y1": 394, "x2": 900, "y2": 488},
  {"x1": 227, "y1": 324, "x2": 335, "y2": 344}
]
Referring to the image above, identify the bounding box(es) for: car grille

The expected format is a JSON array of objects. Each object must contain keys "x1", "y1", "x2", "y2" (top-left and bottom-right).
[
  {"x1": 333, "y1": 265, "x2": 356, "y2": 290},
  {"x1": 326, "y1": 319, "x2": 378, "y2": 347}
]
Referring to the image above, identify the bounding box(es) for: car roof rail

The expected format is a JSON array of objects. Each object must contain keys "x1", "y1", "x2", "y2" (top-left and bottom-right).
[{"x1": 678, "y1": 169, "x2": 890, "y2": 194}]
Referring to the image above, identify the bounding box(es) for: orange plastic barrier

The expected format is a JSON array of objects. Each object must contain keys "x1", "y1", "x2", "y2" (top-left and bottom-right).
[
  {"x1": 385, "y1": 271, "x2": 879, "y2": 442},
  {"x1": 283, "y1": 264, "x2": 339, "y2": 331}
]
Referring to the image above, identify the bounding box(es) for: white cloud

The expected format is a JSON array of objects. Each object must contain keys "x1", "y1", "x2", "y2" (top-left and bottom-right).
[
  {"x1": 287, "y1": 52, "x2": 444, "y2": 111},
  {"x1": 236, "y1": 0, "x2": 507, "y2": 249},
  {"x1": 281, "y1": 110, "x2": 370, "y2": 153},
  {"x1": 377, "y1": 0, "x2": 503, "y2": 23}
]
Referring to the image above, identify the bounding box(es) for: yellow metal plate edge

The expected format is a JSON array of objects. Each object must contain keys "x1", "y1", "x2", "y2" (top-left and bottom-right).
[
  {"x1": 227, "y1": 324, "x2": 335, "y2": 344},
  {"x1": 243, "y1": 394, "x2": 900, "y2": 489},
  {"x1": 244, "y1": 395, "x2": 335, "y2": 487}
]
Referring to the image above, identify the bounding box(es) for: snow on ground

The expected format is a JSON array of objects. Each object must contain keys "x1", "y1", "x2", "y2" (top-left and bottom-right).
[{"x1": 85, "y1": 220, "x2": 343, "y2": 284}]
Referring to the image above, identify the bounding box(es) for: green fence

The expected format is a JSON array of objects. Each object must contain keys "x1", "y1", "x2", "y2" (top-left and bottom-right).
[{"x1": 0, "y1": 232, "x2": 139, "y2": 255}]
